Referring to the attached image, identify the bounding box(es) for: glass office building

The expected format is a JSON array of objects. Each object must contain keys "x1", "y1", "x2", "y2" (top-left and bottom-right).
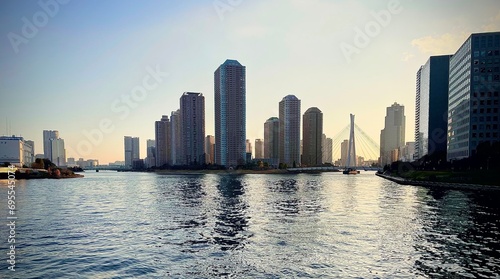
[
  {"x1": 448, "y1": 32, "x2": 500, "y2": 160},
  {"x1": 415, "y1": 55, "x2": 452, "y2": 160}
]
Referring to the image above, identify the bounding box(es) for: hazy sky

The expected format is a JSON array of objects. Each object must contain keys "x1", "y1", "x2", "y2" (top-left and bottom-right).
[{"x1": 1, "y1": 0, "x2": 499, "y2": 164}]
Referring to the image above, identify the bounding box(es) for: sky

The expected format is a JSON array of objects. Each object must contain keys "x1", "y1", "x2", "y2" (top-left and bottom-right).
[{"x1": 1, "y1": 0, "x2": 499, "y2": 164}]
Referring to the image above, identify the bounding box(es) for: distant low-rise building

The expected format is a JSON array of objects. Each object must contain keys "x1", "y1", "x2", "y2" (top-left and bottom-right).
[
  {"x1": 400, "y1": 142, "x2": 415, "y2": 162},
  {"x1": 0, "y1": 136, "x2": 34, "y2": 167}
]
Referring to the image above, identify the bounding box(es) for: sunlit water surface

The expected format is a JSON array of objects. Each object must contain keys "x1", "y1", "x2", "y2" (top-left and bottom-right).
[{"x1": 1, "y1": 171, "x2": 499, "y2": 278}]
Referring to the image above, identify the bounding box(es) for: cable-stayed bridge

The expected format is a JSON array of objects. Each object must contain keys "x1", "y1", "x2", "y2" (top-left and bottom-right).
[{"x1": 331, "y1": 116, "x2": 380, "y2": 166}]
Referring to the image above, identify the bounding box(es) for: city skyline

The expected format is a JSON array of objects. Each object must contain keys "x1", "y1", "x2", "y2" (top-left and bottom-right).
[{"x1": 1, "y1": 1, "x2": 500, "y2": 164}]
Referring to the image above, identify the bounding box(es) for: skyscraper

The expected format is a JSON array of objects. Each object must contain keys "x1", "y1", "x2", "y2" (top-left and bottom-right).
[
  {"x1": 170, "y1": 109, "x2": 181, "y2": 165},
  {"x1": 246, "y1": 139, "x2": 252, "y2": 157},
  {"x1": 254, "y1": 139, "x2": 264, "y2": 159},
  {"x1": 50, "y1": 138, "x2": 66, "y2": 167},
  {"x1": 264, "y1": 117, "x2": 279, "y2": 166},
  {"x1": 380, "y1": 102, "x2": 406, "y2": 166},
  {"x1": 214, "y1": 59, "x2": 246, "y2": 167},
  {"x1": 205, "y1": 135, "x2": 215, "y2": 164},
  {"x1": 415, "y1": 55, "x2": 452, "y2": 160},
  {"x1": 155, "y1": 115, "x2": 170, "y2": 167},
  {"x1": 279, "y1": 95, "x2": 301, "y2": 167},
  {"x1": 180, "y1": 92, "x2": 205, "y2": 165},
  {"x1": 146, "y1": 139, "x2": 156, "y2": 168},
  {"x1": 322, "y1": 134, "x2": 333, "y2": 164},
  {"x1": 447, "y1": 32, "x2": 500, "y2": 160},
  {"x1": 43, "y1": 130, "x2": 59, "y2": 160},
  {"x1": 124, "y1": 136, "x2": 139, "y2": 169},
  {"x1": 340, "y1": 139, "x2": 348, "y2": 167},
  {"x1": 302, "y1": 107, "x2": 323, "y2": 166}
]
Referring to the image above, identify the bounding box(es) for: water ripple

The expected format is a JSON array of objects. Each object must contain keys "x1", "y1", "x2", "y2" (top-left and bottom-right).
[{"x1": 0, "y1": 172, "x2": 499, "y2": 278}]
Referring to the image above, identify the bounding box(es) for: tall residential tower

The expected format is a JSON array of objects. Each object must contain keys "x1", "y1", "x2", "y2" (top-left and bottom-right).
[
  {"x1": 214, "y1": 59, "x2": 246, "y2": 167},
  {"x1": 279, "y1": 95, "x2": 301, "y2": 167},
  {"x1": 302, "y1": 107, "x2": 323, "y2": 166},
  {"x1": 155, "y1": 115, "x2": 170, "y2": 167},
  {"x1": 180, "y1": 92, "x2": 205, "y2": 165},
  {"x1": 264, "y1": 117, "x2": 279, "y2": 166},
  {"x1": 124, "y1": 136, "x2": 139, "y2": 169}
]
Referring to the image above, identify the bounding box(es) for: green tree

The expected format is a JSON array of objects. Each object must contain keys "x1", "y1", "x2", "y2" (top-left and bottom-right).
[{"x1": 31, "y1": 158, "x2": 45, "y2": 169}]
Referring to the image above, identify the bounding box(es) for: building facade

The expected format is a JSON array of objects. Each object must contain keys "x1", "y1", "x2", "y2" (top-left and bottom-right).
[
  {"x1": 124, "y1": 136, "x2": 140, "y2": 169},
  {"x1": 447, "y1": 32, "x2": 500, "y2": 160},
  {"x1": 279, "y1": 95, "x2": 301, "y2": 167},
  {"x1": 254, "y1": 139, "x2": 264, "y2": 159},
  {"x1": 214, "y1": 59, "x2": 246, "y2": 167},
  {"x1": 43, "y1": 130, "x2": 58, "y2": 160},
  {"x1": 146, "y1": 139, "x2": 156, "y2": 168},
  {"x1": 380, "y1": 102, "x2": 406, "y2": 166},
  {"x1": 415, "y1": 55, "x2": 452, "y2": 160},
  {"x1": 205, "y1": 135, "x2": 215, "y2": 164},
  {"x1": 340, "y1": 139, "x2": 348, "y2": 167},
  {"x1": 400, "y1": 141, "x2": 416, "y2": 162},
  {"x1": 170, "y1": 109, "x2": 181, "y2": 165},
  {"x1": 180, "y1": 92, "x2": 205, "y2": 165},
  {"x1": 25, "y1": 140, "x2": 35, "y2": 162},
  {"x1": 322, "y1": 134, "x2": 333, "y2": 164},
  {"x1": 0, "y1": 136, "x2": 34, "y2": 167},
  {"x1": 155, "y1": 115, "x2": 170, "y2": 167},
  {"x1": 302, "y1": 107, "x2": 323, "y2": 166},
  {"x1": 50, "y1": 138, "x2": 66, "y2": 166},
  {"x1": 246, "y1": 139, "x2": 252, "y2": 158},
  {"x1": 264, "y1": 117, "x2": 279, "y2": 167}
]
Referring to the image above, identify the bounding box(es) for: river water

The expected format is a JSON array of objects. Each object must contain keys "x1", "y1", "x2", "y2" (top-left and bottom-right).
[{"x1": 0, "y1": 171, "x2": 499, "y2": 278}]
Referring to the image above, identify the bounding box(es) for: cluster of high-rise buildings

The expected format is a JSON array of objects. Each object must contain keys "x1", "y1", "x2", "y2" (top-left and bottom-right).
[
  {"x1": 130, "y1": 59, "x2": 333, "y2": 170},
  {"x1": 378, "y1": 31, "x2": 500, "y2": 167},
  {"x1": 10, "y1": 32, "x2": 490, "y2": 170},
  {"x1": 414, "y1": 31, "x2": 500, "y2": 163}
]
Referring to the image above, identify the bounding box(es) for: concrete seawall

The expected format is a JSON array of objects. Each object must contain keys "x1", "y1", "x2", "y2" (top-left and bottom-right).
[{"x1": 375, "y1": 172, "x2": 500, "y2": 192}]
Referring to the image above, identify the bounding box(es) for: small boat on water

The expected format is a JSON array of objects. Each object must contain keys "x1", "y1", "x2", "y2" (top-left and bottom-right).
[{"x1": 342, "y1": 168, "x2": 360, "y2": 175}]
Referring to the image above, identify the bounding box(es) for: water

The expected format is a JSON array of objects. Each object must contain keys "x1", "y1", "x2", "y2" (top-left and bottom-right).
[{"x1": 1, "y1": 171, "x2": 499, "y2": 278}]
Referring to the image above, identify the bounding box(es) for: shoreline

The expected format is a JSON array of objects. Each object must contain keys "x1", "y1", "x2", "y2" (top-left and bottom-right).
[
  {"x1": 153, "y1": 169, "x2": 291, "y2": 175},
  {"x1": 375, "y1": 172, "x2": 500, "y2": 192}
]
